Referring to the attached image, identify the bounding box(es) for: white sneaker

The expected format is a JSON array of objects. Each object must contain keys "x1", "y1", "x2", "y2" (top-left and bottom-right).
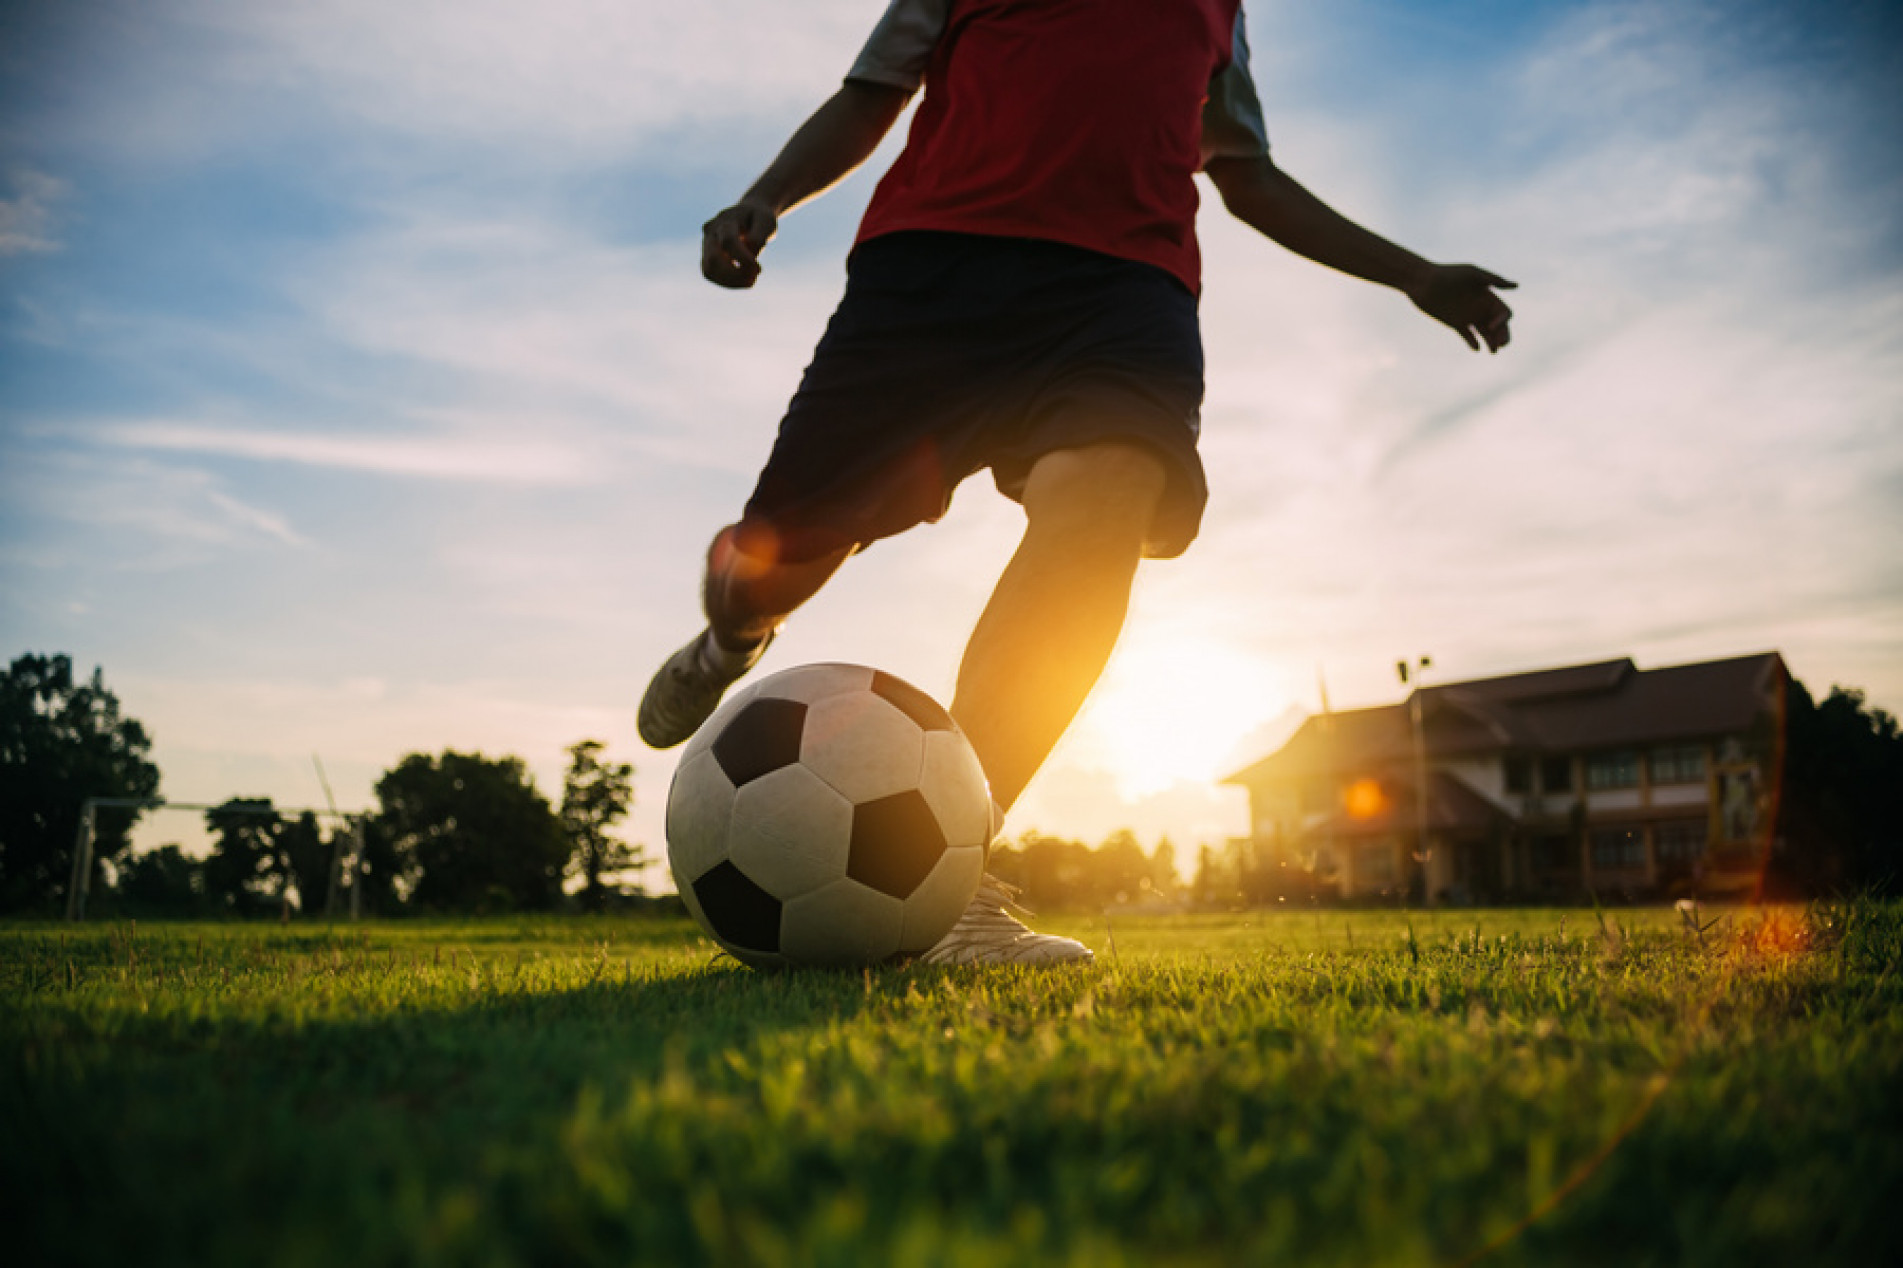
[
  {"x1": 637, "y1": 628, "x2": 772, "y2": 749},
  {"x1": 919, "y1": 874, "x2": 1095, "y2": 966}
]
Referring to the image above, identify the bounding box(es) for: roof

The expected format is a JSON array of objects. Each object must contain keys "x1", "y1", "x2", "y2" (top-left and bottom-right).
[{"x1": 1225, "y1": 651, "x2": 1785, "y2": 788}]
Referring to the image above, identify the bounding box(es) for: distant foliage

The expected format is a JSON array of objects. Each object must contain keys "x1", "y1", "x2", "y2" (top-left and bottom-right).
[
  {"x1": 987, "y1": 828, "x2": 1180, "y2": 912},
  {"x1": 115, "y1": 844, "x2": 210, "y2": 917},
  {"x1": 1777, "y1": 682, "x2": 1903, "y2": 895},
  {"x1": 375, "y1": 750, "x2": 569, "y2": 912},
  {"x1": 196, "y1": 800, "x2": 346, "y2": 917},
  {"x1": 560, "y1": 740, "x2": 645, "y2": 912},
  {"x1": 202, "y1": 798, "x2": 289, "y2": 917},
  {"x1": 0, "y1": 653, "x2": 161, "y2": 912}
]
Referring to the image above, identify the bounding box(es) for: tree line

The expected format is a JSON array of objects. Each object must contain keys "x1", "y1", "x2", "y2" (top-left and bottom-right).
[
  {"x1": 2, "y1": 653, "x2": 650, "y2": 917},
  {"x1": 5, "y1": 652, "x2": 1900, "y2": 916}
]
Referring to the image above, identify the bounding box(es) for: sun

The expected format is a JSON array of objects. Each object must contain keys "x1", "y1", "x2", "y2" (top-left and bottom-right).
[{"x1": 1067, "y1": 628, "x2": 1289, "y2": 797}]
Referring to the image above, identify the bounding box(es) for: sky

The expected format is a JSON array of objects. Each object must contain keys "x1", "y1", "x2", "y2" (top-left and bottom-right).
[{"x1": 3, "y1": 0, "x2": 1900, "y2": 886}]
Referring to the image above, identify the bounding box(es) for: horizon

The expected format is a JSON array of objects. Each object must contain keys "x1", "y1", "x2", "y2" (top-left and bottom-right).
[{"x1": 4, "y1": 0, "x2": 1900, "y2": 882}]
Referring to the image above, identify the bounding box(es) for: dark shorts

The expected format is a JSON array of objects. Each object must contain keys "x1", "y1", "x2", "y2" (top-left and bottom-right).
[{"x1": 739, "y1": 230, "x2": 1208, "y2": 563}]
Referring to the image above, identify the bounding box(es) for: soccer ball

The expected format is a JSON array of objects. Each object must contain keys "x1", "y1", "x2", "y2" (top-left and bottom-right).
[{"x1": 666, "y1": 663, "x2": 991, "y2": 968}]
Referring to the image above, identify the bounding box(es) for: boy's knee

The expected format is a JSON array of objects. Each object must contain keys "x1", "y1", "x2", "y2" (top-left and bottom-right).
[{"x1": 1022, "y1": 442, "x2": 1168, "y2": 542}]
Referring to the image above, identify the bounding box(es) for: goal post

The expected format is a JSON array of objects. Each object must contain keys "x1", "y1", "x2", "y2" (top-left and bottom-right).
[{"x1": 65, "y1": 797, "x2": 367, "y2": 921}]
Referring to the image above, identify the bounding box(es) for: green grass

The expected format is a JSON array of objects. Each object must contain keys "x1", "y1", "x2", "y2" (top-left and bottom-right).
[{"x1": 4, "y1": 904, "x2": 1898, "y2": 1267}]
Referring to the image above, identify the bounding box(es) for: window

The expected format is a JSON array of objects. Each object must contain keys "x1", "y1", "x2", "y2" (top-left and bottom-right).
[
  {"x1": 1531, "y1": 835, "x2": 1573, "y2": 872},
  {"x1": 1656, "y1": 820, "x2": 1706, "y2": 863},
  {"x1": 1503, "y1": 756, "x2": 1531, "y2": 794},
  {"x1": 1650, "y1": 745, "x2": 1707, "y2": 785},
  {"x1": 1586, "y1": 751, "x2": 1641, "y2": 790},
  {"x1": 1591, "y1": 826, "x2": 1646, "y2": 870},
  {"x1": 1540, "y1": 756, "x2": 1574, "y2": 795}
]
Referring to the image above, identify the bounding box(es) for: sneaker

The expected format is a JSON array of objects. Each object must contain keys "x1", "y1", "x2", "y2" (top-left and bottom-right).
[
  {"x1": 919, "y1": 874, "x2": 1095, "y2": 966},
  {"x1": 637, "y1": 628, "x2": 772, "y2": 748}
]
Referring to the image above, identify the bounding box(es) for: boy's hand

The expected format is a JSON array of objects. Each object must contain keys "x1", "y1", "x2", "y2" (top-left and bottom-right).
[
  {"x1": 1407, "y1": 264, "x2": 1517, "y2": 352},
  {"x1": 702, "y1": 200, "x2": 779, "y2": 288}
]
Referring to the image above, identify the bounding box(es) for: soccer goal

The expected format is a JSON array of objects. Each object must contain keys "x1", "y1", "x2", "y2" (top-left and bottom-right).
[{"x1": 66, "y1": 795, "x2": 366, "y2": 921}]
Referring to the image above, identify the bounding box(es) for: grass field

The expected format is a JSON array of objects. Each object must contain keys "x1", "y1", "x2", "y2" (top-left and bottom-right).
[{"x1": 4, "y1": 903, "x2": 1898, "y2": 1267}]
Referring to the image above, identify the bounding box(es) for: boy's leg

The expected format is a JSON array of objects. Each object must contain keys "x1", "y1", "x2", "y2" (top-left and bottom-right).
[
  {"x1": 951, "y1": 440, "x2": 1166, "y2": 810},
  {"x1": 637, "y1": 524, "x2": 851, "y2": 749},
  {"x1": 922, "y1": 440, "x2": 1165, "y2": 967}
]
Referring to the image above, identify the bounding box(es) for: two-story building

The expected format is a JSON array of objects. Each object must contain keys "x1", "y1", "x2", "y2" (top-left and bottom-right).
[{"x1": 1221, "y1": 652, "x2": 1787, "y2": 902}]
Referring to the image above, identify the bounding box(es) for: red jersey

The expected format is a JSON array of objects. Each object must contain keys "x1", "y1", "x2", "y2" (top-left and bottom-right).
[{"x1": 846, "y1": 0, "x2": 1269, "y2": 294}]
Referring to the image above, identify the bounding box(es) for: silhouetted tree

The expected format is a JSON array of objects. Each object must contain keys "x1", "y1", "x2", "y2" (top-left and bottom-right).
[
  {"x1": 278, "y1": 811, "x2": 335, "y2": 914},
  {"x1": 376, "y1": 750, "x2": 567, "y2": 912},
  {"x1": 202, "y1": 798, "x2": 285, "y2": 916},
  {"x1": 346, "y1": 813, "x2": 413, "y2": 915},
  {"x1": 116, "y1": 844, "x2": 207, "y2": 917},
  {"x1": 560, "y1": 740, "x2": 644, "y2": 912},
  {"x1": 1150, "y1": 836, "x2": 1181, "y2": 897},
  {"x1": 1778, "y1": 682, "x2": 1903, "y2": 894},
  {"x1": 1093, "y1": 829, "x2": 1152, "y2": 905},
  {"x1": 0, "y1": 653, "x2": 161, "y2": 911}
]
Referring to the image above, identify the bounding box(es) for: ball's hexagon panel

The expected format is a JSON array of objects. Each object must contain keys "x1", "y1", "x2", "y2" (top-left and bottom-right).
[
  {"x1": 728, "y1": 764, "x2": 855, "y2": 901},
  {"x1": 897, "y1": 844, "x2": 986, "y2": 954},
  {"x1": 752, "y1": 662, "x2": 874, "y2": 705},
  {"x1": 692, "y1": 859, "x2": 782, "y2": 957},
  {"x1": 801, "y1": 691, "x2": 924, "y2": 804},
  {"x1": 917, "y1": 729, "x2": 992, "y2": 850},
  {"x1": 847, "y1": 788, "x2": 948, "y2": 900},
  {"x1": 869, "y1": 670, "x2": 956, "y2": 732},
  {"x1": 780, "y1": 878, "x2": 906, "y2": 965},
  {"x1": 712, "y1": 697, "x2": 808, "y2": 787},
  {"x1": 666, "y1": 749, "x2": 736, "y2": 888}
]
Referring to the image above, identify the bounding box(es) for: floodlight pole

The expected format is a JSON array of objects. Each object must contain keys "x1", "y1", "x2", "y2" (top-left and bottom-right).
[
  {"x1": 1398, "y1": 656, "x2": 1434, "y2": 908},
  {"x1": 314, "y1": 754, "x2": 351, "y2": 919}
]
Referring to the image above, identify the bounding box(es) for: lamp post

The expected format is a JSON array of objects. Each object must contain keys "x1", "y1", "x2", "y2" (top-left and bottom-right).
[{"x1": 1397, "y1": 656, "x2": 1433, "y2": 907}]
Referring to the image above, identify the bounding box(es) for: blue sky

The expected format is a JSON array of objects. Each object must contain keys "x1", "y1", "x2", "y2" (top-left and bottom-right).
[{"x1": 4, "y1": 0, "x2": 1900, "y2": 878}]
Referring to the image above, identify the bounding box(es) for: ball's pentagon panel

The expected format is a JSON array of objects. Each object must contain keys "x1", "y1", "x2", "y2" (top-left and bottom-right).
[
  {"x1": 665, "y1": 748, "x2": 737, "y2": 887},
  {"x1": 692, "y1": 859, "x2": 783, "y2": 959},
  {"x1": 801, "y1": 690, "x2": 926, "y2": 804},
  {"x1": 711, "y1": 696, "x2": 809, "y2": 787},
  {"x1": 869, "y1": 669, "x2": 957, "y2": 732},
  {"x1": 780, "y1": 878, "x2": 906, "y2": 965},
  {"x1": 675, "y1": 866, "x2": 714, "y2": 943},
  {"x1": 917, "y1": 728, "x2": 993, "y2": 851},
  {"x1": 727, "y1": 764, "x2": 855, "y2": 901},
  {"x1": 897, "y1": 843, "x2": 986, "y2": 953},
  {"x1": 847, "y1": 788, "x2": 948, "y2": 900},
  {"x1": 750, "y1": 661, "x2": 875, "y2": 705}
]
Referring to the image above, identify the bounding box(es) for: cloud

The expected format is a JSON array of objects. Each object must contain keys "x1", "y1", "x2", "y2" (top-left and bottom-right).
[
  {"x1": 0, "y1": 169, "x2": 66, "y2": 254},
  {"x1": 0, "y1": 448, "x2": 311, "y2": 564},
  {"x1": 181, "y1": 0, "x2": 883, "y2": 154},
  {"x1": 95, "y1": 419, "x2": 597, "y2": 486}
]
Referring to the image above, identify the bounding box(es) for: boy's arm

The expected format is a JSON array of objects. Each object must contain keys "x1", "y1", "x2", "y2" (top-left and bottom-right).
[
  {"x1": 1204, "y1": 153, "x2": 1517, "y2": 352},
  {"x1": 703, "y1": 81, "x2": 913, "y2": 289}
]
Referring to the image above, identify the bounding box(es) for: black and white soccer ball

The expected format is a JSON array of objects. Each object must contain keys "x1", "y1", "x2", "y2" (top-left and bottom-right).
[{"x1": 666, "y1": 663, "x2": 991, "y2": 968}]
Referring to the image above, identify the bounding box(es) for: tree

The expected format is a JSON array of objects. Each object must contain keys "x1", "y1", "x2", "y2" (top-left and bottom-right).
[
  {"x1": 0, "y1": 653, "x2": 162, "y2": 912},
  {"x1": 346, "y1": 813, "x2": 413, "y2": 916},
  {"x1": 116, "y1": 844, "x2": 207, "y2": 917},
  {"x1": 202, "y1": 798, "x2": 285, "y2": 916},
  {"x1": 277, "y1": 811, "x2": 335, "y2": 915},
  {"x1": 1778, "y1": 681, "x2": 1903, "y2": 895},
  {"x1": 376, "y1": 750, "x2": 567, "y2": 912},
  {"x1": 1150, "y1": 836, "x2": 1180, "y2": 897},
  {"x1": 560, "y1": 739, "x2": 644, "y2": 912}
]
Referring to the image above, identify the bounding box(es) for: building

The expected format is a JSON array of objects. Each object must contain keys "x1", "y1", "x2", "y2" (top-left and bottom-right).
[{"x1": 1222, "y1": 652, "x2": 1787, "y2": 903}]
